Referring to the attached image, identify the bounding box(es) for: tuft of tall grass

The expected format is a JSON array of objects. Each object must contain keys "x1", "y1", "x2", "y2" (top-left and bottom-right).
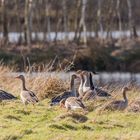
[{"x1": 0, "y1": 64, "x2": 69, "y2": 100}]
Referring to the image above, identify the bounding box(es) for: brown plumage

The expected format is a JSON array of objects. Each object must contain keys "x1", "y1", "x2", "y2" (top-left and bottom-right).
[
  {"x1": 16, "y1": 75, "x2": 39, "y2": 105},
  {"x1": 104, "y1": 87, "x2": 130, "y2": 111},
  {"x1": 60, "y1": 97, "x2": 86, "y2": 112},
  {"x1": 50, "y1": 74, "x2": 78, "y2": 105}
]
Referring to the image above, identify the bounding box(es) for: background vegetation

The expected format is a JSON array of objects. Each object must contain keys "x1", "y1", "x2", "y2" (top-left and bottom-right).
[{"x1": 0, "y1": 0, "x2": 140, "y2": 72}]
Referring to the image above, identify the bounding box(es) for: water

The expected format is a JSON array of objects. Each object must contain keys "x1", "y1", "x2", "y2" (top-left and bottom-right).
[
  {"x1": 10, "y1": 72, "x2": 140, "y2": 86},
  {"x1": 1, "y1": 31, "x2": 140, "y2": 43}
]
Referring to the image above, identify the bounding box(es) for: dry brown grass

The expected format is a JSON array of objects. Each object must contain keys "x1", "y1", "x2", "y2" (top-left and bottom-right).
[{"x1": 0, "y1": 64, "x2": 69, "y2": 100}]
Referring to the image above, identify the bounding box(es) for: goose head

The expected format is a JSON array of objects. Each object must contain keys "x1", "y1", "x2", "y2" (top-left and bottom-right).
[
  {"x1": 71, "y1": 74, "x2": 78, "y2": 80},
  {"x1": 76, "y1": 70, "x2": 82, "y2": 74},
  {"x1": 122, "y1": 86, "x2": 130, "y2": 92},
  {"x1": 16, "y1": 75, "x2": 25, "y2": 81},
  {"x1": 81, "y1": 71, "x2": 89, "y2": 79}
]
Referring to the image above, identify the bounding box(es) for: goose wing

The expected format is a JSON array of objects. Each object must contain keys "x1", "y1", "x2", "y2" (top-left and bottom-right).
[
  {"x1": 22, "y1": 90, "x2": 38, "y2": 103},
  {"x1": 82, "y1": 90, "x2": 96, "y2": 101},
  {"x1": 104, "y1": 100, "x2": 124, "y2": 110},
  {"x1": 50, "y1": 91, "x2": 72, "y2": 105},
  {"x1": 66, "y1": 97, "x2": 85, "y2": 109},
  {"x1": 0, "y1": 90, "x2": 16, "y2": 100},
  {"x1": 95, "y1": 87, "x2": 111, "y2": 97}
]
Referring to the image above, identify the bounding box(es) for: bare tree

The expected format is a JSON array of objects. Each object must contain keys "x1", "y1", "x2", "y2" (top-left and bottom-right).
[
  {"x1": 43, "y1": 0, "x2": 51, "y2": 42},
  {"x1": 116, "y1": 0, "x2": 122, "y2": 38},
  {"x1": 16, "y1": 0, "x2": 22, "y2": 44},
  {"x1": 127, "y1": 0, "x2": 137, "y2": 38},
  {"x1": 1, "y1": 0, "x2": 8, "y2": 43},
  {"x1": 77, "y1": 0, "x2": 87, "y2": 44},
  {"x1": 97, "y1": 0, "x2": 103, "y2": 37},
  {"x1": 73, "y1": 0, "x2": 81, "y2": 41},
  {"x1": 24, "y1": 0, "x2": 33, "y2": 46},
  {"x1": 46, "y1": 3, "x2": 51, "y2": 41},
  {"x1": 62, "y1": 0, "x2": 68, "y2": 45},
  {"x1": 106, "y1": 0, "x2": 114, "y2": 39}
]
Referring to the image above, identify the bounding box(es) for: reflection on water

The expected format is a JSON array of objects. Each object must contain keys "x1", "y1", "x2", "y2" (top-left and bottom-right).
[
  {"x1": 1, "y1": 31, "x2": 140, "y2": 43},
  {"x1": 10, "y1": 72, "x2": 140, "y2": 86}
]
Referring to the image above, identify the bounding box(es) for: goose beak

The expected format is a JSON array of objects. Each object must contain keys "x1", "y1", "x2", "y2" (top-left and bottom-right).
[
  {"x1": 92, "y1": 71, "x2": 98, "y2": 75},
  {"x1": 15, "y1": 76, "x2": 20, "y2": 79}
]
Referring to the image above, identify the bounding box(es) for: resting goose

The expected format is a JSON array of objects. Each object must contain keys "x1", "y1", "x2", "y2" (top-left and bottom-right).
[
  {"x1": 104, "y1": 87, "x2": 130, "y2": 111},
  {"x1": 16, "y1": 75, "x2": 39, "y2": 105},
  {"x1": 0, "y1": 90, "x2": 16, "y2": 101},
  {"x1": 50, "y1": 74, "x2": 78, "y2": 106},
  {"x1": 60, "y1": 97, "x2": 86, "y2": 112}
]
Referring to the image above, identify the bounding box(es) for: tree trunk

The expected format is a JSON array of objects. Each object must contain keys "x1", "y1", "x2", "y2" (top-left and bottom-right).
[
  {"x1": 77, "y1": 0, "x2": 87, "y2": 45},
  {"x1": 54, "y1": 18, "x2": 62, "y2": 43},
  {"x1": 46, "y1": 3, "x2": 51, "y2": 41},
  {"x1": 127, "y1": 0, "x2": 137, "y2": 38},
  {"x1": 24, "y1": 0, "x2": 33, "y2": 46},
  {"x1": 97, "y1": 0, "x2": 103, "y2": 38},
  {"x1": 62, "y1": 0, "x2": 68, "y2": 45},
  {"x1": 116, "y1": 0, "x2": 122, "y2": 38},
  {"x1": 73, "y1": 0, "x2": 81, "y2": 41},
  {"x1": 16, "y1": 0, "x2": 22, "y2": 44},
  {"x1": 1, "y1": 0, "x2": 8, "y2": 44}
]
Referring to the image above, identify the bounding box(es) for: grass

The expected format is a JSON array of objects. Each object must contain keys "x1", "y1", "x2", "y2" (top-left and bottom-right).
[
  {"x1": 0, "y1": 99, "x2": 140, "y2": 140},
  {"x1": 0, "y1": 65, "x2": 140, "y2": 140}
]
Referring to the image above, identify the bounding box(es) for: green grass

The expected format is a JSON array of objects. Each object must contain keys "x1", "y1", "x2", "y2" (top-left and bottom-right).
[{"x1": 0, "y1": 99, "x2": 140, "y2": 140}]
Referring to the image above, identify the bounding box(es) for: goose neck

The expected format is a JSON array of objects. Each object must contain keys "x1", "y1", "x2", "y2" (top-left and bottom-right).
[
  {"x1": 83, "y1": 74, "x2": 90, "y2": 87},
  {"x1": 21, "y1": 78, "x2": 27, "y2": 90},
  {"x1": 89, "y1": 72, "x2": 94, "y2": 89},
  {"x1": 70, "y1": 77, "x2": 76, "y2": 97},
  {"x1": 123, "y1": 89, "x2": 128, "y2": 103}
]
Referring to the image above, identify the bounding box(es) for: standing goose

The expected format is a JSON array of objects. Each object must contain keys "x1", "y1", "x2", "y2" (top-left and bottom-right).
[
  {"x1": 82, "y1": 71, "x2": 97, "y2": 93},
  {"x1": 16, "y1": 75, "x2": 39, "y2": 105},
  {"x1": 60, "y1": 97, "x2": 86, "y2": 112},
  {"x1": 82, "y1": 72, "x2": 97, "y2": 101},
  {"x1": 50, "y1": 74, "x2": 78, "y2": 106},
  {"x1": 0, "y1": 90, "x2": 16, "y2": 101},
  {"x1": 104, "y1": 87, "x2": 130, "y2": 111}
]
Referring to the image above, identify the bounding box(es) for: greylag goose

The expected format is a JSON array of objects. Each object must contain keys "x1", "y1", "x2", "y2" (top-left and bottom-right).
[
  {"x1": 0, "y1": 90, "x2": 16, "y2": 101},
  {"x1": 50, "y1": 74, "x2": 78, "y2": 106},
  {"x1": 77, "y1": 70, "x2": 93, "y2": 95},
  {"x1": 81, "y1": 72, "x2": 97, "y2": 101},
  {"x1": 60, "y1": 96, "x2": 86, "y2": 112},
  {"x1": 104, "y1": 87, "x2": 130, "y2": 111},
  {"x1": 16, "y1": 75, "x2": 39, "y2": 105}
]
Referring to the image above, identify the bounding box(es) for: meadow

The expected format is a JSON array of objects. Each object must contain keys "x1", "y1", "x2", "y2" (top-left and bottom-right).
[{"x1": 0, "y1": 65, "x2": 140, "y2": 140}]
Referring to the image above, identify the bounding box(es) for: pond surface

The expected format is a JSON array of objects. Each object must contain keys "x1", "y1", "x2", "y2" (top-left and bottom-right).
[
  {"x1": 1, "y1": 31, "x2": 140, "y2": 43},
  {"x1": 10, "y1": 72, "x2": 140, "y2": 86}
]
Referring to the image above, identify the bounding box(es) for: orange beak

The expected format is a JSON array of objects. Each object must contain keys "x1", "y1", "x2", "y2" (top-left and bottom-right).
[{"x1": 15, "y1": 76, "x2": 20, "y2": 79}]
